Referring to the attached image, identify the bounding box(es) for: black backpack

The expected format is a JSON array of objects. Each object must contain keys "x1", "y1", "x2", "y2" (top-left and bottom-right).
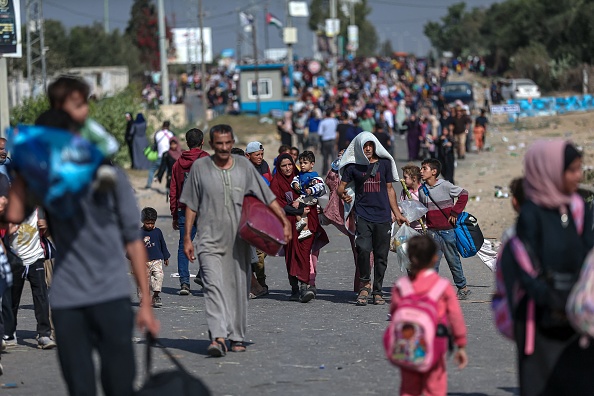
[{"x1": 136, "y1": 334, "x2": 211, "y2": 396}]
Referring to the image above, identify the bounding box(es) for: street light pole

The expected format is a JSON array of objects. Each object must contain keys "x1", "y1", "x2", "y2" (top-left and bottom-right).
[
  {"x1": 329, "y1": 0, "x2": 337, "y2": 83},
  {"x1": 157, "y1": 0, "x2": 170, "y2": 105},
  {"x1": 199, "y1": 0, "x2": 206, "y2": 88}
]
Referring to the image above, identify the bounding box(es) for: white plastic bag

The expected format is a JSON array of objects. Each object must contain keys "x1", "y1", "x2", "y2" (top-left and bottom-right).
[
  {"x1": 390, "y1": 224, "x2": 421, "y2": 271},
  {"x1": 399, "y1": 200, "x2": 429, "y2": 223}
]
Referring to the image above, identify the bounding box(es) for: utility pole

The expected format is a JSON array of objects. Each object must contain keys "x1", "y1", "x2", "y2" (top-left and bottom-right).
[
  {"x1": 329, "y1": 0, "x2": 338, "y2": 83},
  {"x1": 104, "y1": 0, "x2": 109, "y2": 33},
  {"x1": 26, "y1": 0, "x2": 47, "y2": 96},
  {"x1": 198, "y1": 0, "x2": 206, "y2": 89},
  {"x1": 349, "y1": 0, "x2": 355, "y2": 58},
  {"x1": 251, "y1": 15, "x2": 260, "y2": 114},
  {"x1": 0, "y1": 56, "x2": 9, "y2": 136},
  {"x1": 264, "y1": 0, "x2": 269, "y2": 55},
  {"x1": 285, "y1": 0, "x2": 293, "y2": 68},
  {"x1": 157, "y1": 0, "x2": 169, "y2": 105}
]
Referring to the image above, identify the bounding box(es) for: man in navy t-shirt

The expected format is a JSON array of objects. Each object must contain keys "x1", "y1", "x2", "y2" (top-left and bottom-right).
[{"x1": 338, "y1": 140, "x2": 406, "y2": 306}]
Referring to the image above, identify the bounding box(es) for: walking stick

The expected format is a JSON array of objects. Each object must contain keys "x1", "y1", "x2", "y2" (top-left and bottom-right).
[{"x1": 399, "y1": 179, "x2": 427, "y2": 234}]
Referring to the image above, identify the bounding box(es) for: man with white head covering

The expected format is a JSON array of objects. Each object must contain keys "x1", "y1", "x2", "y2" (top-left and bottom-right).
[{"x1": 336, "y1": 132, "x2": 407, "y2": 306}]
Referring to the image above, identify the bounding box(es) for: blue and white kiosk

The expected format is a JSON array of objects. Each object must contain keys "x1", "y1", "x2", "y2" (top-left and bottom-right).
[{"x1": 237, "y1": 63, "x2": 295, "y2": 115}]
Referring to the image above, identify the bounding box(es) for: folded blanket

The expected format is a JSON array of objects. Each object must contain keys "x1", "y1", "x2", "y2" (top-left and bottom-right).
[{"x1": 338, "y1": 132, "x2": 400, "y2": 226}]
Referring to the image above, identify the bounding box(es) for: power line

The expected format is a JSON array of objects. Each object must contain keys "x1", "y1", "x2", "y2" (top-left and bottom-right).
[{"x1": 44, "y1": 0, "x2": 128, "y2": 25}]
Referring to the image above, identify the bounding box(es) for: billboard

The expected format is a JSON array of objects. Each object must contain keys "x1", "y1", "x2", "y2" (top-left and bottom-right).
[
  {"x1": 0, "y1": 0, "x2": 21, "y2": 57},
  {"x1": 169, "y1": 27, "x2": 212, "y2": 65}
]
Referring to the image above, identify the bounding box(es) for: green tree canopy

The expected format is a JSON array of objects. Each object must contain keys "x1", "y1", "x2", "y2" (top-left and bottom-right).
[
  {"x1": 125, "y1": 0, "x2": 173, "y2": 71},
  {"x1": 424, "y1": 0, "x2": 594, "y2": 75}
]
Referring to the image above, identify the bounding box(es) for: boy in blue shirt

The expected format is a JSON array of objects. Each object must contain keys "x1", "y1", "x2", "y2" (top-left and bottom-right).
[
  {"x1": 140, "y1": 207, "x2": 170, "y2": 308},
  {"x1": 291, "y1": 151, "x2": 326, "y2": 240}
]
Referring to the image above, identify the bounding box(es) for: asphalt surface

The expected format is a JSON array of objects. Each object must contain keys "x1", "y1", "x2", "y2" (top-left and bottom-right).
[{"x1": 0, "y1": 135, "x2": 519, "y2": 396}]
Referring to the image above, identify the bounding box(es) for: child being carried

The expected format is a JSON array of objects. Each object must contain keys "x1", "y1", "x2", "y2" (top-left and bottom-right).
[{"x1": 291, "y1": 151, "x2": 326, "y2": 240}]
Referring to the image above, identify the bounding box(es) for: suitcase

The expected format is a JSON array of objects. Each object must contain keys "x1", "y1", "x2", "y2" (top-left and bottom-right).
[{"x1": 239, "y1": 195, "x2": 286, "y2": 256}]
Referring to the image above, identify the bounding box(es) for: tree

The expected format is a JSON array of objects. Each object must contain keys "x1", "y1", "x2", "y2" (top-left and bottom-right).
[
  {"x1": 308, "y1": 0, "x2": 379, "y2": 57},
  {"x1": 125, "y1": 0, "x2": 173, "y2": 71},
  {"x1": 379, "y1": 39, "x2": 393, "y2": 57}
]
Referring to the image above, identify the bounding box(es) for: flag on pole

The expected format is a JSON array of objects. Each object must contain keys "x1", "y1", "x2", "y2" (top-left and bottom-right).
[
  {"x1": 266, "y1": 12, "x2": 283, "y2": 30},
  {"x1": 240, "y1": 12, "x2": 254, "y2": 33}
]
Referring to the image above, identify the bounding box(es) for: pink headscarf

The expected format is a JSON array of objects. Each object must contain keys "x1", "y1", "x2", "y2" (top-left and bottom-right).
[{"x1": 523, "y1": 140, "x2": 572, "y2": 210}]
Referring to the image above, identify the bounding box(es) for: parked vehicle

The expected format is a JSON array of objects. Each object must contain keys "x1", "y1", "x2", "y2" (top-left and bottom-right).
[
  {"x1": 501, "y1": 79, "x2": 541, "y2": 100},
  {"x1": 441, "y1": 82, "x2": 475, "y2": 109}
]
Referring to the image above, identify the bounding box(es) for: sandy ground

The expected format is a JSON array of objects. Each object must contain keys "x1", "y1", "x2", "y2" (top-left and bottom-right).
[{"x1": 454, "y1": 111, "x2": 594, "y2": 240}]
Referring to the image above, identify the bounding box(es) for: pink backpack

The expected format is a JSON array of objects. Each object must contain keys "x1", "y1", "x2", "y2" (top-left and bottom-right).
[
  {"x1": 384, "y1": 276, "x2": 450, "y2": 372},
  {"x1": 492, "y1": 194, "x2": 585, "y2": 354}
]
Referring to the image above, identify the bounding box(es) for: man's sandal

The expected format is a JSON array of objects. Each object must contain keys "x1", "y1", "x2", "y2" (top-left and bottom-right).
[
  {"x1": 207, "y1": 339, "x2": 227, "y2": 357},
  {"x1": 373, "y1": 295, "x2": 386, "y2": 305},
  {"x1": 356, "y1": 287, "x2": 371, "y2": 306},
  {"x1": 230, "y1": 341, "x2": 247, "y2": 352}
]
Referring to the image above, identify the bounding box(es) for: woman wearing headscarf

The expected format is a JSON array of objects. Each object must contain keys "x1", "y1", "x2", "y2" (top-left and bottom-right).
[
  {"x1": 395, "y1": 99, "x2": 409, "y2": 138},
  {"x1": 270, "y1": 153, "x2": 328, "y2": 302},
  {"x1": 124, "y1": 112, "x2": 134, "y2": 165},
  {"x1": 500, "y1": 140, "x2": 594, "y2": 396},
  {"x1": 129, "y1": 113, "x2": 151, "y2": 170},
  {"x1": 404, "y1": 113, "x2": 423, "y2": 161}
]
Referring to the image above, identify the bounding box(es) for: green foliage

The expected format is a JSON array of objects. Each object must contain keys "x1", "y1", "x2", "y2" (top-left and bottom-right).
[
  {"x1": 9, "y1": 95, "x2": 50, "y2": 126},
  {"x1": 88, "y1": 86, "x2": 143, "y2": 165},
  {"x1": 380, "y1": 39, "x2": 394, "y2": 57},
  {"x1": 424, "y1": 0, "x2": 594, "y2": 90},
  {"x1": 9, "y1": 87, "x2": 143, "y2": 166},
  {"x1": 9, "y1": 19, "x2": 142, "y2": 79},
  {"x1": 509, "y1": 43, "x2": 552, "y2": 90},
  {"x1": 125, "y1": 0, "x2": 173, "y2": 71},
  {"x1": 308, "y1": 0, "x2": 378, "y2": 57}
]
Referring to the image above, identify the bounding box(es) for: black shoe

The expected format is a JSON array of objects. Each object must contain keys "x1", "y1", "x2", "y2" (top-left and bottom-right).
[
  {"x1": 193, "y1": 275, "x2": 204, "y2": 287},
  {"x1": 179, "y1": 284, "x2": 190, "y2": 296},
  {"x1": 308, "y1": 286, "x2": 317, "y2": 297},
  {"x1": 299, "y1": 286, "x2": 315, "y2": 303},
  {"x1": 290, "y1": 288, "x2": 300, "y2": 301}
]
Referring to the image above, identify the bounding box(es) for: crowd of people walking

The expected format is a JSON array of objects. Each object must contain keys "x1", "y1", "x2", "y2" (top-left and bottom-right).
[{"x1": 0, "y1": 56, "x2": 592, "y2": 396}]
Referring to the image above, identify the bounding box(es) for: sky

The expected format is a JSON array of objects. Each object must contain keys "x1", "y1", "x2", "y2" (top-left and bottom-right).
[{"x1": 26, "y1": 0, "x2": 501, "y2": 58}]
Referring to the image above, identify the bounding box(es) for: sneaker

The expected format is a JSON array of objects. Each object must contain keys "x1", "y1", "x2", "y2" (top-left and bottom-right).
[
  {"x1": 179, "y1": 284, "x2": 190, "y2": 296},
  {"x1": 295, "y1": 219, "x2": 307, "y2": 232},
  {"x1": 152, "y1": 295, "x2": 162, "y2": 308},
  {"x1": 298, "y1": 229, "x2": 313, "y2": 240},
  {"x1": 308, "y1": 285, "x2": 317, "y2": 297},
  {"x1": 193, "y1": 275, "x2": 204, "y2": 287},
  {"x1": 299, "y1": 285, "x2": 315, "y2": 303},
  {"x1": 37, "y1": 336, "x2": 57, "y2": 350},
  {"x1": 457, "y1": 287, "x2": 472, "y2": 300},
  {"x1": 3, "y1": 334, "x2": 16, "y2": 347}
]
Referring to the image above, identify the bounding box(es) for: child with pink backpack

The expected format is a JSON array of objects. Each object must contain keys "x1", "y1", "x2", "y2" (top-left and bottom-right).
[{"x1": 385, "y1": 235, "x2": 468, "y2": 396}]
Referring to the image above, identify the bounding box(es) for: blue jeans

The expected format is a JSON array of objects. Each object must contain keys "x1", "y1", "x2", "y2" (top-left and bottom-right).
[
  {"x1": 178, "y1": 209, "x2": 197, "y2": 286},
  {"x1": 430, "y1": 229, "x2": 467, "y2": 289},
  {"x1": 146, "y1": 157, "x2": 162, "y2": 188}
]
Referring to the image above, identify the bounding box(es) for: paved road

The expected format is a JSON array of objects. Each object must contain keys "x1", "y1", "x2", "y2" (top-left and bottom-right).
[{"x1": 1, "y1": 138, "x2": 519, "y2": 395}]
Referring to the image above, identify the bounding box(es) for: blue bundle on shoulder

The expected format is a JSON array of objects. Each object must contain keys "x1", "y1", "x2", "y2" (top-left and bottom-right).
[{"x1": 7, "y1": 125, "x2": 104, "y2": 218}]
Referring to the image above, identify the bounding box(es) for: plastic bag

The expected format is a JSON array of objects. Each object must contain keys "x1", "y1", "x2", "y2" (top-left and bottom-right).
[
  {"x1": 399, "y1": 200, "x2": 428, "y2": 223},
  {"x1": 390, "y1": 224, "x2": 421, "y2": 271}
]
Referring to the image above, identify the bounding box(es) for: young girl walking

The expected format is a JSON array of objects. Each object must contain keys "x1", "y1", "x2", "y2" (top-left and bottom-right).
[{"x1": 390, "y1": 235, "x2": 468, "y2": 396}]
